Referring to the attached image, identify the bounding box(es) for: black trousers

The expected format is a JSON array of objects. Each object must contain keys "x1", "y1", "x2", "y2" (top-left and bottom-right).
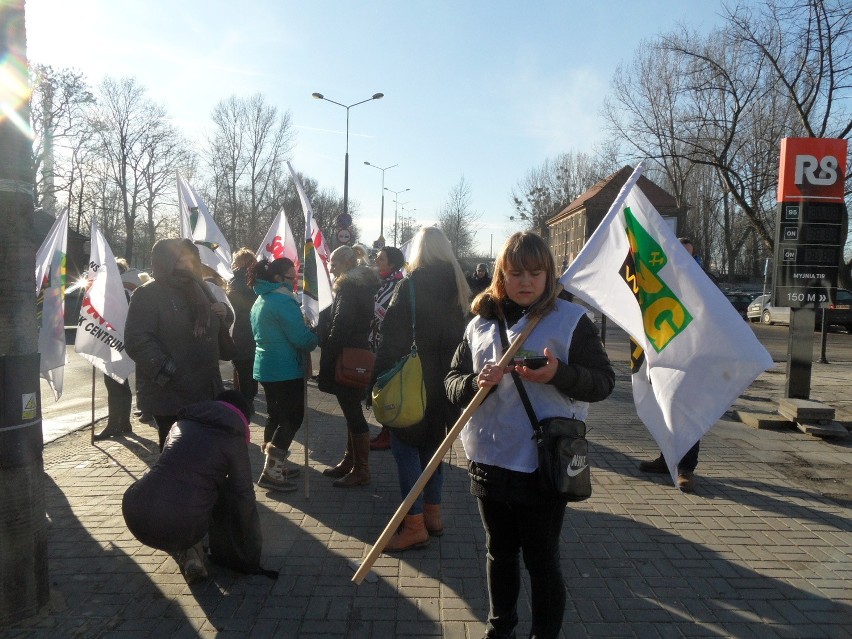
[
  {"x1": 103, "y1": 374, "x2": 132, "y2": 432},
  {"x1": 335, "y1": 387, "x2": 369, "y2": 435},
  {"x1": 477, "y1": 496, "x2": 567, "y2": 639},
  {"x1": 153, "y1": 415, "x2": 178, "y2": 451},
  {"x1": 232, "y1": 358, "x2": 257, "y2": 404},
  {"x1": 260, "y1": 379, "x2": 305, "y2": 450}
]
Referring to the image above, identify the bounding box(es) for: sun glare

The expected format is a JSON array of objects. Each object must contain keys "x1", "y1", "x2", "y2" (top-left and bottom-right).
[{"x1": 0, "y1": 53, "x2": 33, "y2": 139}]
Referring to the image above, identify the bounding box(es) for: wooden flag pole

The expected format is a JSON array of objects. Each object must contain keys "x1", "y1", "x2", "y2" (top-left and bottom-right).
[{"x1": 352, "y1": 311, "x2": 545, "y2": 584}]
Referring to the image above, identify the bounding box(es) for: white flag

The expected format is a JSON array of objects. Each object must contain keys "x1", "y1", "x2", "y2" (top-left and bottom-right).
[
  {"x1": 256, "y1": 208, "x2": 301, "y2": 270},
  {"x1": 562, "y1": 163, "x2": 773, "y2": 482},
  {"x1": 177, "y1": 172, "x2": 233, "y2": 281},
  {"x1": 75, "y1": 219, "x2": 135, "y2": 383},
  {"x1": 286, "y1": 161, "x2": 333, "y2": 326},
  {"x1": 35, "y1": 208, "x2": 69, "y2": 399}
]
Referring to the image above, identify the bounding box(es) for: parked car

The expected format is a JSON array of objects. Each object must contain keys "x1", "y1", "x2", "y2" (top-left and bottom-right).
[
  {"x1": 724, "y1": 291, "x2": 757, "y2": 319},
  {"x1": 816, "y1": 288, "x2": 852, "y2": 332},
  {"x1": 747, "y1": 289, "x2": 851, "y2": 332}
]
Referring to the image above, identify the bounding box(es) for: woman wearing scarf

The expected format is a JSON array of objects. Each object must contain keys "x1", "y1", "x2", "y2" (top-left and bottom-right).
[
  {"x1": 367, "y1": 246, "x2": 406, "y2": 451},
  {"x1": 125, "y1": 239, "x2": 232, "y2": 450}
]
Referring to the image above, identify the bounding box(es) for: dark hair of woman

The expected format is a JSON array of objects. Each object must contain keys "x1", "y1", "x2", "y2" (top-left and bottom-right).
[
  {"x1": 380, "y1": 246, "x2": 406, "y2": 272},
  {"x1": 247, "y1": 257, "x2": 295, "y2": 288}
]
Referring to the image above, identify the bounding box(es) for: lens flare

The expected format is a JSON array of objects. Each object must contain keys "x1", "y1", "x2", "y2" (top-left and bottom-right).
[{"x1": 0, "y1": 51, "x2": 34, "y2": 140}]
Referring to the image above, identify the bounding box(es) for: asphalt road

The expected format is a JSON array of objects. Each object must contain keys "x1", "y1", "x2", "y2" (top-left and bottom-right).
[{"x1": 38, "y1": 321, "x2": 851, "y2": 444}]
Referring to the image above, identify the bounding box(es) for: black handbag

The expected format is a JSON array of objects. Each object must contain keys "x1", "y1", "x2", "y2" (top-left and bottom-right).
[{"x1": 498, "y1": 319, "x2": 591, "y2": 501}]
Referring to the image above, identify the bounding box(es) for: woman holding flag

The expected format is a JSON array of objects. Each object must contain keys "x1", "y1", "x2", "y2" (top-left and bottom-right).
[{"x1": 445, "y1": 232, "x2": 614, "y2": 639}]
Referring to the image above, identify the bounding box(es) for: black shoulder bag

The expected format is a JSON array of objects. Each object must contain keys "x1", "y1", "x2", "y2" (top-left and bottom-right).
[{"x1": 497, "y1": 318, "x2": 591, "y2": 502}]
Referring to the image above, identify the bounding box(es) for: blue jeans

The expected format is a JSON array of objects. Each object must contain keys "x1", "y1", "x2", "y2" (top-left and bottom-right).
[{"x1": 389, "y1": 432, "x2": 443, "y2": 516}]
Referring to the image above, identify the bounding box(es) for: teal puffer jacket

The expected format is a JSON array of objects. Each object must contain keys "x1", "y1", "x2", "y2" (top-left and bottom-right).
[{"x1": 250, "y1": 280, "x2": 318, "y2": 382}]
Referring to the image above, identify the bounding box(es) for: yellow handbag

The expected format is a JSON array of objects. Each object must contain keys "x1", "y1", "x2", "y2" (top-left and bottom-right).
[{"x1": 371, "y1": 280, "x2": 426, "y2": 428}]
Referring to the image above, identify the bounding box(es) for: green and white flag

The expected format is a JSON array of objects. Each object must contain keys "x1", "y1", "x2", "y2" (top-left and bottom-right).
[
  {"x1": 35, "y1": 208, "x2": 69, "y2": 400},
  {"x1": 562, "y1": 163, "x2": 773, "y2": 482},
  {"x1": 177, "y1": 172, "x2": 233, "y2": 281}
]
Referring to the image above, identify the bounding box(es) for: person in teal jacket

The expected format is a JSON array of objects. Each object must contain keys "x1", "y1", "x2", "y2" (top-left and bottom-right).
[{"x1": 250, "y1": 257, "x2": 318, "y2": 492}]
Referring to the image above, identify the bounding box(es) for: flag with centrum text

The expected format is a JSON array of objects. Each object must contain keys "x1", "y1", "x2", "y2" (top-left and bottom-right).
[
  {"x1": 561, "y1": 163, "x2": 773, "y2": 482},
  {"x1": 74, "y1": 219, "x2": 135, "y2": 383},
  {"x1": 177, "y1": 172, "x2": 233, "y2": 281},
  {"x1": 35, "y1": 207, "x2": 69, "y2": 399},
  {"x1": 286, "y1": 161, "x2": 333, "y2": 326}
]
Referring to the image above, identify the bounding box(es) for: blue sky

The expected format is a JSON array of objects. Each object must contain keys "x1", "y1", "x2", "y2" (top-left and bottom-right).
[{"x1": 26, "y1": 0, "x2": 729, "y2": 255}]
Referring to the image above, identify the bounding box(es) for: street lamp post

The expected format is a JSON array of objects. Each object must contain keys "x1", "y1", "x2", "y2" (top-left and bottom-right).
[
  {"x1": 364, "y1": 161, "x2": 397, "y2": 247},
  {"x1": 385, "y1": 187, "x2": 410, "y2": 245},
  {"x1": 311, "y1": 91, "x2": 384, "y2": 217}
]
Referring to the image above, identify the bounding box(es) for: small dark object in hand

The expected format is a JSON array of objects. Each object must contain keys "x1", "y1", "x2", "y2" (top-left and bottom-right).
[{"x1": 513, "y1": 356, "x2": 548, "y2": 369}]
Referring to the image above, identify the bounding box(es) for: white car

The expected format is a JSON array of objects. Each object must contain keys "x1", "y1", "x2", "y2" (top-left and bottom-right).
[{"x1": 746, "y1": 294, "x2": 791, "y2": 325}]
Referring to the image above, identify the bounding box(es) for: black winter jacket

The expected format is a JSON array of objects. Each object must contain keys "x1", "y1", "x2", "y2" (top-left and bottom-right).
[
  {"x1": 227, "y1": 266, "x2": 257, "y2": 361},
  {"x1": 125, "y1": 239, "x2": 225, "y2": 415},
  {"x1": 374, "y1": 263, "x2": 466, "y2": 448},
  {"x1": 121, "y1": 400, "x2": 261, "y2": 570},
  {"x1": 318, "y1": 265, "x2": 380, "y2": 395}
]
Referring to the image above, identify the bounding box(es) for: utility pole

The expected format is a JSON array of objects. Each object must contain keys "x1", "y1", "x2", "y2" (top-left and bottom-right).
[{"x1": 0, "y1": 0, "x2": 50, "y2": 625}]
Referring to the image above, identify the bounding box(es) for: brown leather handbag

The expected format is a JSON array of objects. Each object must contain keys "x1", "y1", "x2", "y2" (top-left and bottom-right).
[{"x1": 335, "y1": 347, "x2": 375, "y2": 389}]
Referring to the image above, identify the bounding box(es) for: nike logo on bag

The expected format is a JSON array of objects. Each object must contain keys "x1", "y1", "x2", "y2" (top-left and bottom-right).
[{"x1": 566, "y1": 455, "x2": 588, "y2": 477}]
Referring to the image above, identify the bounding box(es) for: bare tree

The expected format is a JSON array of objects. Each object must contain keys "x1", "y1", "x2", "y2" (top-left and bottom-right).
[
  {"x1": 138, "y1": 122, "x2": 195, "y2": 266},
  {"x1": 207, "y1": 94, "x2": 295, "y2": 250},
  {"x1": 605, "y1": 0, "x2": 851, "y2": 282},
  {"x1": 88, "y1": 77, "x2": 170, "y2": 261},
  {"x1": 397, "y1": 214, "x2": 421, "y2": 245},
  {"x1": 439, "y1": 177, "x2": 480, "y2": 257},
  {"x1": 510, "y1": 151, "x2": 602, "y2": 238},
  {"x1": 29, "y1": 65, "x2": 94, "y2": 216}
]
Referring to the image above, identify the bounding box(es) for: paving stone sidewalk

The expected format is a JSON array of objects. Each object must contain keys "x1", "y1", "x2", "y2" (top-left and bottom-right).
[{"x1": 5, "y1": 359, "x2": 852, "y2": 638}]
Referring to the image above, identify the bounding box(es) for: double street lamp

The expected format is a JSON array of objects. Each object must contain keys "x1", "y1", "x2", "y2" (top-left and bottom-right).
[
  {"x1": 311, "y1": 91, "x2": 384, "y2": 217},
  {"x1": 364, "y1": 161, "x2": 397, "y2": 247},
  {"x1": 385, "y1": 186, "x2": 411, "y2": 245}
]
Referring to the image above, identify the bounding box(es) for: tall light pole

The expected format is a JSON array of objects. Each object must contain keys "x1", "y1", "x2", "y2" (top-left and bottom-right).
[
  {"x1": 311, "y1": 91, "x2": 384, "y2": 217},
  {"x1": 385, "y1": 187, "x2": 410, "y2": 245},
  {"x1": 364, "y1": 161, "x2": 397, "y2": 247}
]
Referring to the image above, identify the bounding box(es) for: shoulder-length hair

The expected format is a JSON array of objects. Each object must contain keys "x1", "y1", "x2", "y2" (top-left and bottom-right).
[
  {"x1": 472, "y1": 232, "x2": 558, "y2": 319},
  {"x1": 408, "y1": 227, "x2": 471, "y2": 313}
]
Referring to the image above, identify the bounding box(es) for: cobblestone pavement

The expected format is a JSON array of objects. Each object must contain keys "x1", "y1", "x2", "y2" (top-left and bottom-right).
[{"x1": 5, "y1": 358, "x2": 852, "y2": 638}]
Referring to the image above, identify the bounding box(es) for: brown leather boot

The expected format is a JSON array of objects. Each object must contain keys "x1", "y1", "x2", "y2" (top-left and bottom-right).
[
  {"x1": 323, "y1": 433, "x2": 354, "y2": 478},
  {"x1": 333, "y1": 432, "x2": 371, "y2": 487},
  {"x1": 423, "y1": 503, "x2": 444, "y2": 537},
  {"x1": 385, "y1": 514, "x2": 430, "y2": 552}
]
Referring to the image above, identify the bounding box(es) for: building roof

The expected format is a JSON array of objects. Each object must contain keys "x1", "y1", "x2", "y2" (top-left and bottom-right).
[{"x1": 547, "y1": 165, "x2": 683, "y2": 224}]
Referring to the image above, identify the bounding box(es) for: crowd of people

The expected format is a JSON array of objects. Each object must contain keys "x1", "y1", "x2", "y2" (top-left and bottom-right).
[{"x1": 114, "y1": 228, "x2": 616, "y2": 638}]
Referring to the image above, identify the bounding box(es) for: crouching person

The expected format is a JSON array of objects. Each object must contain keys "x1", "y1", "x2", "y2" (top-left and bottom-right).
[{"x1": 122, "y1": 390, "x2": 265, "y2": 583}]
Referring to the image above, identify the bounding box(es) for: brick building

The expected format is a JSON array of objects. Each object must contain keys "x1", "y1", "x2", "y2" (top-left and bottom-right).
[{"x1": 546, "y1": 165, "x2": 688, "y2": 266}]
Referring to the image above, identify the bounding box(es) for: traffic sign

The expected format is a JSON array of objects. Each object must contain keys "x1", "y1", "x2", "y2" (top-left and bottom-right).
[
  {"x1": 336, "y1": 213, "x2": 353, "y2": 229},
  {"x1": 336, "y1": 228, "x2": 351, "y2": 244}
]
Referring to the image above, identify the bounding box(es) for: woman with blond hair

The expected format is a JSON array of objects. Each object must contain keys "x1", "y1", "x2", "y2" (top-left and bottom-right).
[
  {"x1": 445, "y1": 231, "x2": 614, "y2": 638},
  {"x1": 373, "y1": 227, "x2": 470, "y2": 551},
  {"x1": 317, "y1": 244, "x2": 380, "y2": 487}
]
